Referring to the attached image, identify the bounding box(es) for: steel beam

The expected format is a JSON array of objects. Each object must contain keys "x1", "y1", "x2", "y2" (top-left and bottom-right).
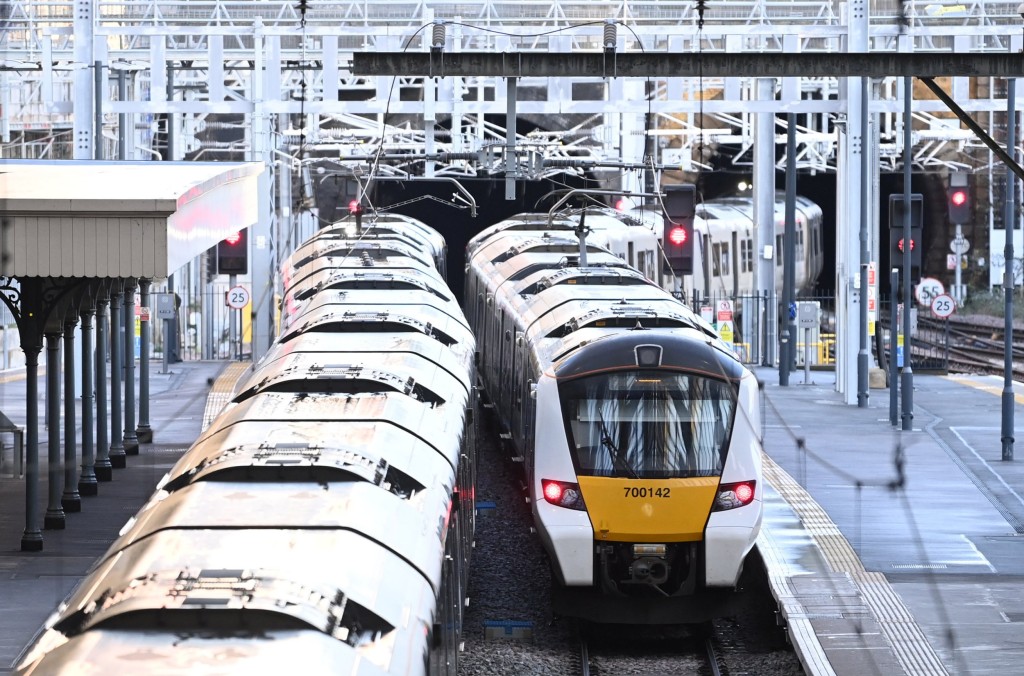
[{"x1": 353, "y1": 52, "x2": 1024, "y2": 79}]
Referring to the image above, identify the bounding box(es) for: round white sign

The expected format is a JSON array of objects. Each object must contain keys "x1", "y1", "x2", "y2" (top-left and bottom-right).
[
  {"x1": 950, "y1": 237, "x2": 970, "y2": 254},
  {"x1": 914, "y1": 277, "x2": 945, "y2": 307},
  {"x1": 226, "y1": 285, "x2": 251, "y2": 309},
  {"x1": 930, "y1": 293, "x2": 955, "y2": 319}
]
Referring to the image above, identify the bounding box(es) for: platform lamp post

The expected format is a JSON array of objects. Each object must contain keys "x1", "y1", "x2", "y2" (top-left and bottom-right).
[
  {"x1": 1000, "y1": 8, "x2": 1021, "y2": 461},
  {"x1": 900, "y1": 76, "x2": 914, "y2": 432}
]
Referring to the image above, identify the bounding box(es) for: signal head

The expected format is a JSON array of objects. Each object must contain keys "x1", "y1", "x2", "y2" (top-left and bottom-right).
[{"x1": 668, "y1": 225, "x2": 688, "y2": 246}]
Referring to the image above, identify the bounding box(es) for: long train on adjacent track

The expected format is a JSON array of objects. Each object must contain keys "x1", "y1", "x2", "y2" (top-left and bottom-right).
[
  {"x1": 17, "y1": 215, "x2": 476, "y2": 675},
  {"x1": 471, "y1": 191, "x2": 824, "y2": 304},
  {"x1": 465, "y1": 204, "x2": 766, "y2": 623}
]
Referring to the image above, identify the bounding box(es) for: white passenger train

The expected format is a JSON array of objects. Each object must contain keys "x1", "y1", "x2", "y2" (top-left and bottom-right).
[
  {"x1": 17, "y1": 217, "x2": 475, "y2": 675},
  {"x1": 466, "y1": 215, "x2": 765, "y2": 623},
  {"x1": 467, "y1": 192, "x2": 824, "y2": 305}
]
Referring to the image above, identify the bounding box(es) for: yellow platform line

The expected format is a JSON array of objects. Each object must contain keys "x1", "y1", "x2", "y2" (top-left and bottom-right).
[
  {"x1": 942, "y1": 374, "x2": 1024, "y2": 405},
  {"x1": 201, "y1": 361, "x2": 252, "y2": 431},
  {"x1": 763, "y1": 454, "x2": 948, "y2": 676}
]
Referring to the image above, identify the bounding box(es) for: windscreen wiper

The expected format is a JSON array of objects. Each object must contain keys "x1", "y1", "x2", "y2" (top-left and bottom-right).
[{"x1": 597, "y1": 411, "x2": 638, "y2": 479}]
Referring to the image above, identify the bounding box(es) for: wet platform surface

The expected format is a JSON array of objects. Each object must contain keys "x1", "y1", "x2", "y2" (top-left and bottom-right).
[{"x1": 755, "y1": 366, "x2": 1024, "y2": 676}]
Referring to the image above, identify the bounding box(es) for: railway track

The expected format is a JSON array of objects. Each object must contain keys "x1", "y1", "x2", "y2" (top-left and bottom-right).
[
  {"x1": 576, "y1": 622, "x2": 726, "y2": 676},
  {"x1": 879, "y1": 313, "x2": 1024, "y2": 380}
]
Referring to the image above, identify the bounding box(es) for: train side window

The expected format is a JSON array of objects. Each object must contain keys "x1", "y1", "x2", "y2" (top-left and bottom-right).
[
  {"x1": 775, "y1": 234, "x2": 784, "y2": 267},
  {"x1": 628, "y1": 241, "x2": 635, "y2": 268},
  {"x1": 740, "y1": 239, "x2": 753, "y2": 274},
  {"x1": 719, "y1": 242, "x2": 731, "y2": 276},
  {"x1": 712, "y1": 243, "x2": 722, "y2": 276}
]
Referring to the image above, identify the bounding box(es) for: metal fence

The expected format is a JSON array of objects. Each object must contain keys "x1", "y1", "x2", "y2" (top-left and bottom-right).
[{"x1": 689, "y1": 290, "x2": 950, "y2": 374}]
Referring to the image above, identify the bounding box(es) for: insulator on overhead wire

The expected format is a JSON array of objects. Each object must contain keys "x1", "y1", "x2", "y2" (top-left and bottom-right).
[
  {"x1": 603, "y1": 21, "x2": 617, "y2": 51},
  {"x1": 431, "y1": 21, "x2": 446, "y2": 52},
  {"x1": 695, "y1": 0, "x2": 707, "y2": 29}
]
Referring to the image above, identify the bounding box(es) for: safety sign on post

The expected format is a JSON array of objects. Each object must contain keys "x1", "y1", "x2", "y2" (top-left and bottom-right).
[{"x1": 715, "y1": 300, "x2": 734, "y2": 345}]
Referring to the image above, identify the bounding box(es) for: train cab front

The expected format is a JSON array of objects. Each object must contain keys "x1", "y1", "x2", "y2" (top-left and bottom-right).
[{"x1": 534, "y1": 335, "x2": 763, "y2": 623}]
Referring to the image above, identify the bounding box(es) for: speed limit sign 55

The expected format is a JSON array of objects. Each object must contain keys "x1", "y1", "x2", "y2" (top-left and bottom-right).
[
  {"x1": 930, "y1": 293, "x2": 955, "y2": 319},
  {"x1": 226, "y1": 285, "x2": 251, "y2": 309}
]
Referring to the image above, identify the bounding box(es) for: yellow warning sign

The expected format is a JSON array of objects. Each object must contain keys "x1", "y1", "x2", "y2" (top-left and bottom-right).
[{"x1": 718, "y1": 320, "x2": 734, "y2": 344}]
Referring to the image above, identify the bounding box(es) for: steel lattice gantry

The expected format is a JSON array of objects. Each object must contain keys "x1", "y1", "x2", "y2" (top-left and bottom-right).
[{"x1": 1, "y1": 0, "x2": 1024, "y2": 407}]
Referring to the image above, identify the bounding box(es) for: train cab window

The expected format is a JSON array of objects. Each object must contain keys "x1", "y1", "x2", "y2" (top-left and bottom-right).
[{"x1": 559, "y1": 371, "x2": 735, "y2": 478}]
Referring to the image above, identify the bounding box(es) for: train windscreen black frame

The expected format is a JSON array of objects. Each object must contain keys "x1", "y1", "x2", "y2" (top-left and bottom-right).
[{"x1": 560, "y1": 370, "x2": 736, "y2": 479}]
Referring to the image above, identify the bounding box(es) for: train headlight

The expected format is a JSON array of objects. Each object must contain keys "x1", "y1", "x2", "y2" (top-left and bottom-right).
[
  {"x1": 712, "y1": 480, "x2": 756, "y2": 511},
  {"x1": 541, "y1": 479, "x2": 587, "y2": 511}
]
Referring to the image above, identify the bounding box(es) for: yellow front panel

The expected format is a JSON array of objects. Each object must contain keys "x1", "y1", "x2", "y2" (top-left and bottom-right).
[{"x1": 577, "y1": 476, "x2": 719, "y2": 542}]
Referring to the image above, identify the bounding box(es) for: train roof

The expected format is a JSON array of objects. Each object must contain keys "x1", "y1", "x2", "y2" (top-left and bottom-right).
[
  {"x1": 198, "y1": 391, "x2": 466, "y2": 473},
  {"x1": 260, "y1": 331, "x2": 472, "y2": 387},
  {"x1": 47, "y1": 529, "x2": 435, "y2": 664},
  {"x1": 277, "y1": 304, "x2": 474, "y2": 354},
  {"x1": 327, "y1": 211, "x2": 445, "y2": 247},
  {"x1": 112, "y1": 481, "x2": 447, "y2": 592},
  {"x1": 282, "y1": 249, "x2": 441, "y2": 291},
  {"x1": 231, "y1": 352, "x2": 469, "y2": 409},
  {"x1": 284, "y1": 238, "x2": 434, "y2": 280},
  {"x1": 521, "y1": 293, "x2": 702, "y2": 343},
  {"x1": 466, "y1": 212, "x2": 577, "y2": 255},
  {"x1": 164, "y1": 418, "x2": 454, "y2": 496},
  {"x1": 469, "y1": 233, "x2": 604, "y2": 268},
  {"x1": 283, "y1": 267, "x2": 452, "y2": 308},
  {"x1": 17, "y1": 629, "x2": 392, "y2": 676},
  {"x1": 547, "y1": 328, "x2": 746, "y2": 381},
  {"x1": 282, "y1": 287, "x2": 466, "y2": 331},
  {"x1": 511, "y1": 264, "x2": 656, "y2": 297}
]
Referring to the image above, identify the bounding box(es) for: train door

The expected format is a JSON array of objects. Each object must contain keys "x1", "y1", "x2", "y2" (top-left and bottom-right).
[
  {"x1": 512, "y1": 332, "x2": 526, "y2": 448},
  {"x1": 701, "y1": 233, "x2": 712, "y2": 298},
  {"x1": 730, "y1": 232, "x2": 740, "y2": 297},
  {"x1": 498, "y1": 312, "x2": 511, "y2": 415}
]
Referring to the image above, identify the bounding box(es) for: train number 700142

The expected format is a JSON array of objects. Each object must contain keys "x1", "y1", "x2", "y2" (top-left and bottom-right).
[{"x1": 623, "y1": 487, "x2": 671, "y2": 498}]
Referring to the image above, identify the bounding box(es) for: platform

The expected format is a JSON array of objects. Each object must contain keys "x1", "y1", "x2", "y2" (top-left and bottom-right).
[
  {"x1": 0, "y1": 359, "x2": 238, "y2": 672},
  {"x1": 755, "y1": 366, "x2": 1024, "y2": 676}
]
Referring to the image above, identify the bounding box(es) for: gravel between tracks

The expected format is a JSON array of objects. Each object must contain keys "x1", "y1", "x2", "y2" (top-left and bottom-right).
[{"x1": 459, "y1": 409, "x2": 805, "y2": 675}]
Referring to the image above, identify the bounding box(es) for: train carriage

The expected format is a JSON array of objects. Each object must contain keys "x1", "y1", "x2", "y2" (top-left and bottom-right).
[
  {"x1": 18, "y1": 212, "x2": 474, "y2": 676},
  {"x1": 468, "y1": 216, "x2": 764, "y2": 624}
]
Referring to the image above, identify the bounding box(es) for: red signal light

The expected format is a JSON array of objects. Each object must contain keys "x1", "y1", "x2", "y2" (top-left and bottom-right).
[
  {"x1": 668, "y1": 226, "x2": 688, "y2": 246},
  {"x1": 950, "y1": 190, "x2": 967, "y2": 207},
  {"x1": 224, "y1": 231, "x2": 242, "y2": 246},
  {"x1": 348, "y1": 199, "x2": 363, "y2": 214},
  {"x1": 897, "y1": 237, "x2": 916, "y2": 253}
]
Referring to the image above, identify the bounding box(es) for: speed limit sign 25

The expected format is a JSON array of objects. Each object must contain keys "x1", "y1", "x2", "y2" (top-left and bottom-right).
[
  {"x1": 226, "y1": 285, "x2": 251, "y2": 309},
  {"x1": 930, "y1": 293, "x2": 955, "y2": 319}
]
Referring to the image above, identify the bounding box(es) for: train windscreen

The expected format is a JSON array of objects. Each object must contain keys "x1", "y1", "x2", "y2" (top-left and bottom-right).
[{"x1": 560, "y1": 371, "x2": 735, "y2": 479}]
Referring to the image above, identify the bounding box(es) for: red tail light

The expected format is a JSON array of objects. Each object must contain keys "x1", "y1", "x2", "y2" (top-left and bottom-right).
[
  {"x1": 541, "y1": 479, "x2": 586, "y2": 511},
  {"x1": 713, "y1": 481, "x2": 756, "y2": 511}
]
